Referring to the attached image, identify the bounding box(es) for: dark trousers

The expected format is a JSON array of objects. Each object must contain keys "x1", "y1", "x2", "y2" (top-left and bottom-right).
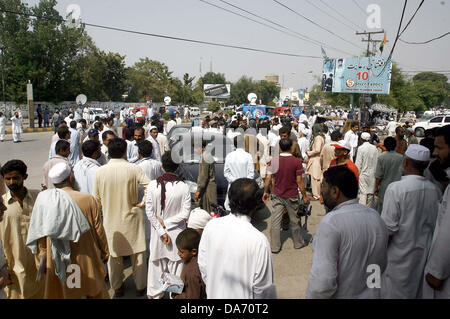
[{"x1": 38, "y1": 116, "x2": 43, "y2": 128}]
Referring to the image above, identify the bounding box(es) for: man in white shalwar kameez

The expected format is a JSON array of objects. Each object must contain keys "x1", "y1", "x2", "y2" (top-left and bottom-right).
[
  {"x1": 73, "y1": 140, "x2": 102, "y2": 194},
  {"x1": 11, "y1": 112, "x2": 22, "y2": 143},
  {"x1": 381, "y1": 144, "x2": 441, "y2": 299},
  {"x1": 0, "y1": 112, "x2": 6, "y2": 142},
  {"x1": 127, "y1": 127, "x2": 146, "y2": 163},
  {"x1": 306, "y1": 166, "x2": 388, "y2": 299},
  {"x1": 223, "y1": 137, "x2": 255, "y2": 210},
  {"x1": 146, "y1": 126, "x2": 162, "y2": 162},
  {"x1": 355, "y1": 132, "x2": 379, "y2": 207},
  {"x1": 145, "y1": 153, "x2": 191, "y2": 299},
  {"x1": 198, "y1": 178, "x2": 277, "y2": 299},
  {"x1": 344, "y1": 123, "x2": 359, "y2": 161},
  {"x1": 423, "y1": 125, "x2": 450, "y2": 299}
]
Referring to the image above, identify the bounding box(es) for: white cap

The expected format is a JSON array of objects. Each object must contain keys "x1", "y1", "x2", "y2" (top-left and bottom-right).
[
  {"x1": 48, "y1": 162, "x2": 72, "y2": 184},
  {"x1": 149, "y1": 126, "x2": 158, "y2": 132},
  {"x1": 405, "y1": 144, "x2": 430, "y2": 162},
  {"x1": 361, "y1": 132, "x2": 371, "y2": 141},
  {"x1": 187, "y1": 208, "x2": 212, "y2": 230},
  {"x1": 332, "y1": 140, "x2": 351, "y2": 151}
]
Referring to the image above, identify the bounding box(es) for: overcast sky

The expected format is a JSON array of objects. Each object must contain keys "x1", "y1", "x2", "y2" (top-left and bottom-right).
[{"x1": 24, "y1": 0, "x2": 450, "y2": 90}]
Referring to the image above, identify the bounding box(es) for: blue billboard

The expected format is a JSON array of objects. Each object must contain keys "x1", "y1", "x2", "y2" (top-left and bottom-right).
[
  {"x1": 242, "y1": 106, "x2": 269, "y2": 119},
  {"x1": 322, "y1": 56, "x2": 392, "y2": 94}
]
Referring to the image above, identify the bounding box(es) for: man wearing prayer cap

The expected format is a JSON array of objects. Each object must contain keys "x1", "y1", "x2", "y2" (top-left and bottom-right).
[
  {"x1": 355, "y1": 132, "x2": 379, "y2": 207},
  {"x1": 381, "y1": 144, "x2": 442, "y2": 298},
  {"x1": 187, "y1": 208, "x2": 213, "y2": 236},
  {"x1": 28, "y1": 162, "x2": 110, "y2": 298}
]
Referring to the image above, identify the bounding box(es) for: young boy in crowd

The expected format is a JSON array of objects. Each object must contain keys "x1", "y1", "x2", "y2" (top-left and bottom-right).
[{"x1": 173, "y1": 229, "x2": 207, "y2": 299}]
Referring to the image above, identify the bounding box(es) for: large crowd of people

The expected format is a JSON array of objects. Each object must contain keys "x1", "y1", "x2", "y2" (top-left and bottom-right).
[{"x1": 0, "y1": 106, "x2": 449, "y2": 300}]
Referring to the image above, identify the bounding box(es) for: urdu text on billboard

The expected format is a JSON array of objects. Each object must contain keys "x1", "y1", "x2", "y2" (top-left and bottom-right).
[
  {"x1": 322, "y1": 56, "x2": 392, "y2": 94},
  {"x1": 203, "y1": 84, "x2": 231, "y2": 99}
]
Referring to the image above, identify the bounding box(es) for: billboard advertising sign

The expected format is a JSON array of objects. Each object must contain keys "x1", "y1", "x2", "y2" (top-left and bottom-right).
[
  {"x1": 204, "y1": 84, "x2": 231, "y2": 99},
  {"x1": 322, "y1": 56, "x2": 392, "y2": 94}
]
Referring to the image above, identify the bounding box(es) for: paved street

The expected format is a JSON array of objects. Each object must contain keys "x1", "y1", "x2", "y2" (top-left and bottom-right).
[{"x1": 0, "y1": 132, "x2": 325, "y2": 299}]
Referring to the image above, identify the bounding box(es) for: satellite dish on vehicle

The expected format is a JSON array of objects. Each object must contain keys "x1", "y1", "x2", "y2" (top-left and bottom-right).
[
  {"x1": 76, "y1": 94, "x2": 87, "y2": 106},
  {"x1": 247, "y1": 93, "x2": 258, "y2": 105},
  {"x1": 164, "y1": 96, "x2": 172, "y2": 106}
]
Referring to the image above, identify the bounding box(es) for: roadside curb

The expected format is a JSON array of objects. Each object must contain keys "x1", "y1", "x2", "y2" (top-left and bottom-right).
[{"x1": 5, "y1": 127, "x2": 54, "y2": 134}]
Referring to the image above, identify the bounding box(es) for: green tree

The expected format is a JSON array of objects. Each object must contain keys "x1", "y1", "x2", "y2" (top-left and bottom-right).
[
  {"x1": 254, "y1": 80, "x2": 280, "y2": 105},
  {"x1": 126, "y1": 58, "x2": 173, "y2": 102},
  {"x1": 198, "y1": 72, "x2": 226, "y2": 85},
  {"x1": 207, "y1": 101, "x2": 220, "y2": 112},
  {"x1": 412, "y1": 72, "x2": 449, "y2": 109},
  {"x1": 230, "y1": 76, "x2": 255, "y2": 105}
]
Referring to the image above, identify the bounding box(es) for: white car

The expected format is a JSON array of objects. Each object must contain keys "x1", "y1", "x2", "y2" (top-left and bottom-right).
[
  {"x1": 89, "y1": 108, "x2": 107, "y2": 122},
  {"x1": 189, "y1": 107, "x2": 200, "y2": 117},
  {"x1": 412, "y1": 115, "x2": 450, "y2": 137}
]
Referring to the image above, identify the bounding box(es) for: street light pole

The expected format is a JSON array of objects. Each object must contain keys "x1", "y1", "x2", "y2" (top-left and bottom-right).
[{"x1": 1, "y1": 47, "x2": 5, "y2": 113}]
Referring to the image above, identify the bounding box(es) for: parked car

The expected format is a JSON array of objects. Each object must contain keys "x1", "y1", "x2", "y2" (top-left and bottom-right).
[
  {"x1": 171, "y1": 132, "x2": 264, "y2": 207},
  {"x1": 412, "y1": 115, "x2": 450, "y2": 137},
  {"x1": 189, "y1": 107, "x2": 201, "y2": 117},
  {"x1": 89, "y1": 108, "x2": 107, "y2": 122}
]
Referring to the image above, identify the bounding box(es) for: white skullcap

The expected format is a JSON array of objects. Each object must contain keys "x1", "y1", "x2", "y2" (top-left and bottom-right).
[
  {"x1": 149, "y1": 126, "x2": 158, "y2": 131},
  {"x1": 187, "y1": 208, "x2": 212, "y2": 230},
  {"x1": 405, "y1": 144, "x2": 430, "y2": 162},
  {"x1": 48, "y1": 162, "x2": 72, "y2": 184},
  {"x1": 361, "y1": 132, "x2": 371, "y2": 141}
]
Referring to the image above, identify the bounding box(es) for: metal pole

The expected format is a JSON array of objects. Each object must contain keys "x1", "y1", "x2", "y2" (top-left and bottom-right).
[{"x1": 1, "y1": 47, "x2": 5, "y2": 113}]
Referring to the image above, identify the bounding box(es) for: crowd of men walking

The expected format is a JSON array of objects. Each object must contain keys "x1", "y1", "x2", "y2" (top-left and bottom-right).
[{"x1": 0, "y1": 108, "x2": 449, "y2": 299}]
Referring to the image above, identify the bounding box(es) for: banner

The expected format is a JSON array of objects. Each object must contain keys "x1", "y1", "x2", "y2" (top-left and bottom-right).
[
  {"x1": 204, "y1": 84, "x2": 231, "y2": 99},
  {"x1": 322, "y1": 56, "x2": 392, "y2": 94},
  {"x1": 242, "y1": 106, "x2": 267, "y2": 118}
]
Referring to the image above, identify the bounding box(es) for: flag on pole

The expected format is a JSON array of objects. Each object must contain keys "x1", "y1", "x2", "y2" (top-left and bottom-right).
[
  {"x1": 321, "y1": 46, "x2": 328, "y2": 59},
  {"x1": 380, "y1": 32, "x2": 387, "y2": 53}
]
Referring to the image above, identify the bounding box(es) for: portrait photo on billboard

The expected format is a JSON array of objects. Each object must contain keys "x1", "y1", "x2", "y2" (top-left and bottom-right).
[{"x1": 322, "y1": 59, "x2": 335, "y2": 92}]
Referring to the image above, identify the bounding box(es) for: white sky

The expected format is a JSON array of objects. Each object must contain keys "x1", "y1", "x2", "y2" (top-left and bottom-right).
[{"x1": 24, "y1": 0, "x2": 450, "y2": 90}]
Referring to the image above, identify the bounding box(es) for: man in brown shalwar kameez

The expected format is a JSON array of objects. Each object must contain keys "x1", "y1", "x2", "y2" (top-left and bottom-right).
[{"x1": 194, "y1": 140, "x2": 217, "y2": 212}]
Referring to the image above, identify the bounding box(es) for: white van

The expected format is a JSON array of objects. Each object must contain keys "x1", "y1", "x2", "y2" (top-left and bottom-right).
[{"x1": 189, "y1": 107, "x2": 200, "y2": 117}]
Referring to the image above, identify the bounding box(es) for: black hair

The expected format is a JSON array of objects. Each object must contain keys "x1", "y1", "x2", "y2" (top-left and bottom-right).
[
  {"x1": 395, "y1": 126, "x2": 403, "y2": 134},
  {"x1": 351, "y1": 122, "x2": 359, "y2": 128},
  {"x1": 70, "y1": 120, "x2": 77, "y2": 129},
  {"x1": 102, "y1": 130, "x2": 116, "y2": 141},
  {"x1": 79, "y1": 119, "x2": 87, "y2": 124},
  {"x1": 176, "y1": 228, "x2": 201, "y2": 251},
  {"x1": 138, "y1": 140, "x2": 153, "y2": 158},
  {"x1": 108, "y1": 138, "x2": 127, "y2": 159},
  {"x1": 330, "y1": 130, "x2": 342, "y2": 142},
  {"x1": 384, "y1": 136, "x2": 397, "y2": 151},
  {"x1": 162, "y1": 152, "x2": 178, "y2": 173},
  {"x1": 1, "y1": 160, "x2": 27, "y2": 177},
  {"x1": 323, "y1": 166, "x2": 358, "y2": 199},
  {"x1": 124, "y1": 127, "x2": 134, "y2": 140},
  {"x1": 279, "y1": 138, "x2": 293, "y2": 152},
  {"x1": 434, "y1": 124, "x2": 450, "y2": 147},
  {"x1": 82, "y1": 140, "x2": 101, "y2": 158},
  {"x1": 55, "y1": 139, "x2": 70, "y2": 154},
  {"x1": 420, "y1": 137, "x2": 435, "y2": 154},
  {"x1": 279, "y1": 126, "x2": 291, "y2": 136},
  {"x1": 94, "y1": 121, "x2": 103, "y2": 131},
  {"x1": 57, "y1": 126, "x2": 70, "y2": 139},
  {"x1": 134, "y1": 126, "x2": 145, "y2": 134},
  {"x1": 228, "y1": 178, "x2": 263, "y2": 216}
]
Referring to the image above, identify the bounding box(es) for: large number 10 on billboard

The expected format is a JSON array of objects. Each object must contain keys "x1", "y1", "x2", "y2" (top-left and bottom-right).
[{"x1": 322, "y1": 56, "x2": 392, "y2": 94}]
